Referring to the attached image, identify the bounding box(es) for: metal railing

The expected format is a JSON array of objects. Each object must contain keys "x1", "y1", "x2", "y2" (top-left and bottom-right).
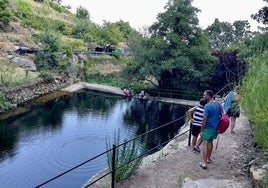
[
  {"x1": 35, "y1": 114, "x2": 190, "y2": 188},
  {"x1": 148, "y1": 88, "x2": 203, "y2": 101}
]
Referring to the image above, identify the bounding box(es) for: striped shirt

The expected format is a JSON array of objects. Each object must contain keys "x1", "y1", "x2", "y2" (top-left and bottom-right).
[{"x1": 192, "y1": 105, "x2": 204, "y2": 127}]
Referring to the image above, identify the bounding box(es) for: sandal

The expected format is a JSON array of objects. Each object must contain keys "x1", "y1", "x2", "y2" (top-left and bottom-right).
[
  {"x1": 199, "y1": 162, "x2": 207, "y2": 170},
  {"x1": 207, "y1": 158, "x2": 212, "y2": 164}
]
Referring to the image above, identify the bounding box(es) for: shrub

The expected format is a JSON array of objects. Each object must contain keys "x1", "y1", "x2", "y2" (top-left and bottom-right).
[
  {"x1": 0, "y1": 93, "x2": 12, "y2": 111},
  {"x1": 0, "y1": 0, "x2": 13, "y2": 26},
  {"x1": 38, "y1": 71, "x2": 53, "y2": 79},
  {"x1": 72, "y1": 19, "x2": 91, "y2": 36},
  {"x1": 106, "y1": 129, "x2": 147, "y2": 183},
  {"x1": 14, "y1": 0, "x2": 34, "y2": 19},
  {"x1": 35, "y1": 31, "x2": 61, "y2": 71}
]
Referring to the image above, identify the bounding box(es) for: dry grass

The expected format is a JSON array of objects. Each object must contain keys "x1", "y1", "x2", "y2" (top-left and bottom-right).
[{"x1": 0, "y1": 59, "x2": 39, "y2": 87}]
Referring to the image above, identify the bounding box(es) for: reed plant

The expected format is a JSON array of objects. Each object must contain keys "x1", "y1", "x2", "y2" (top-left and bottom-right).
[
  {"x1": 105, "y1": 129, "x2": 147, "y2": 183},
  {"x1": 241, "y1": 54, "x2": 268, "y2": 148},
  {"x1": 238, "y1": 32, "x2": 268, "y2": 188}
]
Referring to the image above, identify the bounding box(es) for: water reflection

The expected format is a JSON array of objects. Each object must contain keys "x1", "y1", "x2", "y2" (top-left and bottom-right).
[
  {"x1": 123, "y1": 99, "x2": 186, "y2": 151},
  {"x1": 0, "y1": 91, "x2": 188, "y2": 188}
]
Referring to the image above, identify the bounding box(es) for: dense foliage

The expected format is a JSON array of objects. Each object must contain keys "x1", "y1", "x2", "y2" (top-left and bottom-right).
[
  {"x1": 251, "y1": 0, "x2": 268, "y2": 25},
  {"x1": 124, "y1": 0, "x2": 216, "y2": 95},
  {"x1": 34, "y1": 32, "x2": 63, "y2": 71},
  {"x1": 0, "y1": 0, "x2": 12, "y2": 28},
  {"x1": 209, "y1": 50, "x2": 247, "y2": 96},
  {"x1": 204, "y1": 19, "x2": 252, "y2": 50},
  {"x1": 239, "y1": 32, "x2": 268, "y2": 148},
  {"x1": 76, "y1": 5, "x2": 90, "y2": 20}
]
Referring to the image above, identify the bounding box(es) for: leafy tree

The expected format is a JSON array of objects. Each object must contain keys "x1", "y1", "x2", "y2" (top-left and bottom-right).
[
  {"x1": 72, "y1": 19, "x2": 91, "y2": 36},
  {"x1": 209, "y1": 50, "x2": 247, "y2": 96},
  {"x1": 35, "y1": 32, "x2": 61, "y2": 71},
  {"x1": 76, "y1": 5, "x2": 90, "y2": 20},
  {"x1": 232, "y1": 20, "x2": 251, "y2": 42},
  {"x1": 204, "y1": 19, "x2": 252, "y2": 50},
  {"x1": 124, "y1": 0, "x2": 215, "y2": 93},
  {"x1": 98, "y1": 21, "x2": 124, "y2": 44},
  {"x1": 0, "y1": 0, "x2": 12, "y2": 27},
  {"x1": 251, "y1": 0, "x2": 268, "y2": 25},
  {"x1": 113, "y1": 20, "x2": 133, "y2": 39}
]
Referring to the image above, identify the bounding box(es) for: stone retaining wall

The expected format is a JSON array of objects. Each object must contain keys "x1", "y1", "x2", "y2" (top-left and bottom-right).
[{"x1": 0, "y1": 77, "x2": 70, "y2": 106}]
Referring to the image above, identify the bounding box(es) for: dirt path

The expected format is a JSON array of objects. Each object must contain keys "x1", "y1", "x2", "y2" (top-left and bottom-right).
[
  {"x1": 114, "y1": 112, "x2": 253, "y2": 188},
  {"x1": 83, "y1": 112, "x2": 253, "y2": 188}
]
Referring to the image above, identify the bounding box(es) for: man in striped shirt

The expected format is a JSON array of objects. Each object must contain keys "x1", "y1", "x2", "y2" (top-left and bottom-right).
[{"x1": 188, "y1": 98, "x2": 207, "y2": 152}]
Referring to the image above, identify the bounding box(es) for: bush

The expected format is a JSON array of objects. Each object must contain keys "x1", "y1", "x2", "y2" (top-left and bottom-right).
[
  {"x1": 72, "y1": 19, "x2": 91, "y2": 35},
  {"x1": 0, "y1": 93, "x2": 12, "y2": 111},
  {"x1": 14, "y1": 0, "x2": 34, "y2": 19},
  {"x1": 106, "y1": 129, "x2": 147, "y2": 183},
  {"x1": 62, "y1": 45, "x2": 73, "y2": 58},
  {"x1": 35, "y1": 31, "x2": 61, "y2": 71},
  {"x1": 0, "y1": 0, "x2": 13, "y2": 26},
  {"x1": 38, "y1": 71, "x2": 53, "y2": 79}
]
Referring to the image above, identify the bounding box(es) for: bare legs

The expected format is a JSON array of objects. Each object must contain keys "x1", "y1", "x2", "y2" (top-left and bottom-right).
[
  {"x1": 201, "y1": 140, "x2": 213, "y2": 167},
  {"x1": 230, "y1": 117, "x2": 236, "y2": 134},
  {"x1": 192, "y1": 136, "x2": 197, "y2": 147}
]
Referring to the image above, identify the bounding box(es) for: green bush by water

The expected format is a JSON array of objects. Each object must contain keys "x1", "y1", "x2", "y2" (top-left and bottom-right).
[{"x1": 105, "y1": 129, "x2": 147, "y2": 183}]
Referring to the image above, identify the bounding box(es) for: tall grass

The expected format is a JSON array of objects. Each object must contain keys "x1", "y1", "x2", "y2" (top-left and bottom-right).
[
  {"x1": 241, "y1": 34, "x2": 268, "y2": 148},
  {"x1": 105, "y1": 129, "x2": 147, "y2": 183}
]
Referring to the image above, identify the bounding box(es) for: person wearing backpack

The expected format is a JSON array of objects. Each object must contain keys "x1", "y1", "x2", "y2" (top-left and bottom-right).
[
  {"x1": 226, "y1": 86, "x2": 241, "y2": 134},
  {"x1": 199, "y1": 90, "x2": 221, "y2": 170}
]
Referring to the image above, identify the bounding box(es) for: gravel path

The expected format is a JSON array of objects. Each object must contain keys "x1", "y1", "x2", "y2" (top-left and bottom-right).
[{"x1": 115, "y1": 112, "x2": 253, "y2": 188}]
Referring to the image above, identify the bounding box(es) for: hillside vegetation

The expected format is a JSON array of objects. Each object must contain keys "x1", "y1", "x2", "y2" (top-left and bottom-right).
[
  {"x1": 0, "y1": 0, "x2": 268, "y2": 185},
  {"x1": 0, "y1": 0, "x2": 134, "y2": 86}
]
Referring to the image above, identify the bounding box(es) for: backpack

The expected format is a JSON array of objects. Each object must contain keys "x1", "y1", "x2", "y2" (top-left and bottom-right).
[
  {"x1": 217, "y1": 113, "x2": 230, "y2": 134},
  {"x1": 216, "y1": 102, "x2": 230, "y2": 134},
  {"x1": 215, "y1": 102, "x2": 230, "y2": 150}
]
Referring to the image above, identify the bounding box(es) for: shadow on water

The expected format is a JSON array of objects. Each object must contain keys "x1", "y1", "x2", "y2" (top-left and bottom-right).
[
  {"x1": 0, "y1": 90, "x2": 188, "y2": 187},
  {"x1": 123, "y1": 99, "x2": 187, "y2": 152}
]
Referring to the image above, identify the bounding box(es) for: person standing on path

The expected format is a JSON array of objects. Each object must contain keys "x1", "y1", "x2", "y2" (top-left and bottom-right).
[
  {"x1": 199, "y1": 90, "x2": 221, "y2": 169},
  {"x1": 187, "y1": 98, "x2": 207, "y2": 153},
  {"x1": 226, "y1": 86, "x2": 241, "y2": 134}
]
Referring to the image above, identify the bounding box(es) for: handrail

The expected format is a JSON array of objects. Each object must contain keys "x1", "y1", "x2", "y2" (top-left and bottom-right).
[
  {"x1": 35, "y1": 114, "x2": 188, "y2": 188},
  {"x1": 148, "y1": 88, "x2": 202, "y2": 100}
]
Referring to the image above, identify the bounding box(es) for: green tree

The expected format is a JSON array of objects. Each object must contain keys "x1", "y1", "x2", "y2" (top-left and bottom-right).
[
  {"x1": 72, "y1": 19, "x2": 91, "y2": 36},
  {"x1": 113, "y1": 20, "x2": 133, "y2": 39},
  {"x1": 98, "y1": 21, "x2": 124, "y2": 44},
  {"x1": 0, "y1": 0, "x2": 12, "y2": 27},
  {"x1": 125, "y1": 0, "x2": 215, "y2": 92},
  {"x1": 76, "y1": 5, "x2": 90, "y2": 20},
  {"x1": 35, "y1": 32, "x2": 61, "y2": 71},
  {"x1": 204, "y1": 19, "x2": 252, "y2": 50},
  {"x1": 251, "y1": 0, "x2": 268, "y2": 25}
]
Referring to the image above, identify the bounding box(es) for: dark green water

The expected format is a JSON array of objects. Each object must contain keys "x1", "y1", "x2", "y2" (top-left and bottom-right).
[{"x1": 0, "y1": 91, "x2": 188, "y2": 187}]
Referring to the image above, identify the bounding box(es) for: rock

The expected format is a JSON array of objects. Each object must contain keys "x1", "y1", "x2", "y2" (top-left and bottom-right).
[
  {"x1": 250, "y1": 163, "x2": 268, "y2": 188},
  {"x1": 11, "y1": 56, "x2": 37, "y2": 71}
]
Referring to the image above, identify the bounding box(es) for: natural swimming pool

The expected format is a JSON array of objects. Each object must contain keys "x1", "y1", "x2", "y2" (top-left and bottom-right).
[{"x1": 0, "y1": 90, "x2": 188, "y2": 187}]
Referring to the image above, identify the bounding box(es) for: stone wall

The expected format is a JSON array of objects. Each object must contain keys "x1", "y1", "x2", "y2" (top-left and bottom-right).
[{"x1": 0, "y1": 76, "x2": 70, "y2": 106}]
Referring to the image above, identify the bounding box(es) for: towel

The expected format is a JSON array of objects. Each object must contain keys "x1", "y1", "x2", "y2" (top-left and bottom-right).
[{"x1": 223, "y1": 91, "x2": 234, "y2": 114}]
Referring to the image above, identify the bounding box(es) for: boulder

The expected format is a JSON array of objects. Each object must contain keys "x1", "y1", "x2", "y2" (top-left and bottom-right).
[{"x1": 11, "y1": 56, "x2": 37, "y2": 71}]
